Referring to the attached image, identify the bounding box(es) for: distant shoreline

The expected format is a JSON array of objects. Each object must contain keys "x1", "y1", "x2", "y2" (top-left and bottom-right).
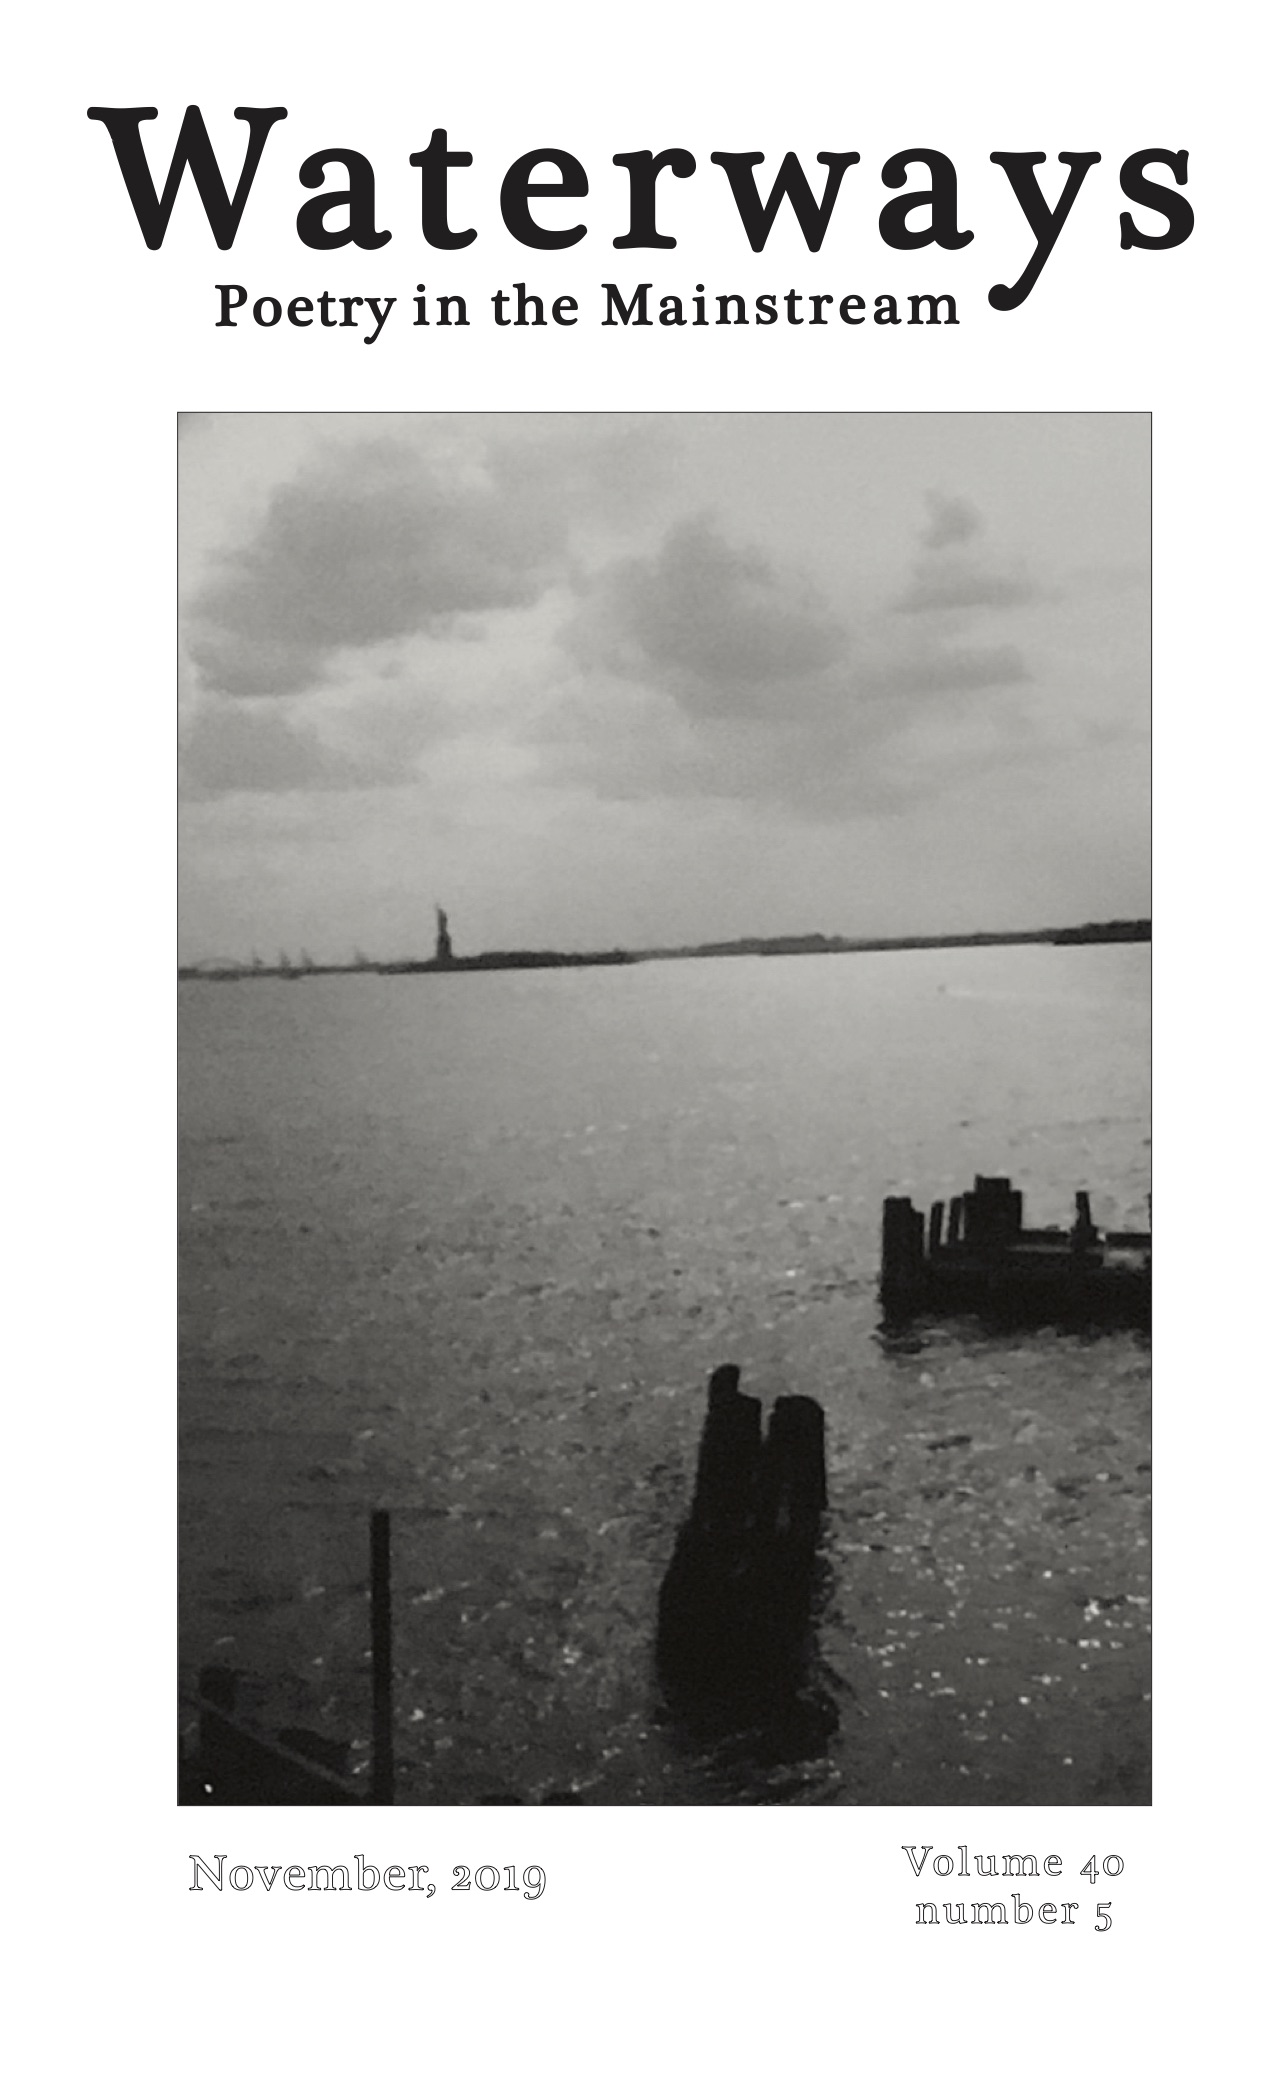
[{"x1": 178, "y1": 919, "x2": 1149, "y2": 982}]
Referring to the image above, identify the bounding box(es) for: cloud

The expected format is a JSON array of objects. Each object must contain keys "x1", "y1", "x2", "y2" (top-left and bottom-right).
[
  {"x1": 564, "y1": 514, "x2": 847, "y2": 717},
  {"x1": 184, "y1": 437, "x2": 574, "y2": 700},
  {"x1": 541, "y1": 509, "x2": 1045, "y2": 818},
  {"x1": 920, "y1": 491, "x2": 980, "y2": 550},
  {"x1": 860, "y1": 642, "x2": 1029, "y2": 698},
  {"x1": 179, "y1": 690, "x2": 440, "y2": 800},
  {"x1": 897, "y1": 491, "x2": 1038, "y2": 613},
  {"x1": 183, "y1": 707, "x2": 371, "y2": 798},
  {"x1": 896, "y1": 562, "x2": 1037, "y2": 614},
  {"x1": 182, "y1": 471, "x2": 1053, "y2": 820}
]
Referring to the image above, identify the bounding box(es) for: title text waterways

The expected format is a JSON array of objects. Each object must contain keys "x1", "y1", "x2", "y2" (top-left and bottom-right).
[
  {"x1": 215, "y1": 280, "x2": 966, "y2": 344},
  {"x1": 89, "y1": 114, "x2": 1194, "y2": 313}
]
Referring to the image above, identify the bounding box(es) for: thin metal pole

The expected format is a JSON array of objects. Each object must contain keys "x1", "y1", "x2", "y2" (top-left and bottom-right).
[{"x1": 370, "y1": 1509, "x2": 394, "y2": 1804}]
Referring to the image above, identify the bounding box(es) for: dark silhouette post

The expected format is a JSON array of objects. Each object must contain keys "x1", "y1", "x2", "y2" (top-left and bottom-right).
[
  {"x1": 370, "y1": 1510, "x2": 394, "y2": 1804},
  {"x1": 880, "y1": 1196, "x2": 926, "y2": 1311},
  {"x1": 657, "y1": 1367, "x2": 828, "y2": 1718},
  {"x1": 691, "y1": 1363, "x2": 762, "y2": 1529},
  {"x1": 760, "y1": 1394, "x2": 827, "y2": 1552},
  {"x1": 1071, "y1": 1190, "x2": 1099, "y2": 1254}
]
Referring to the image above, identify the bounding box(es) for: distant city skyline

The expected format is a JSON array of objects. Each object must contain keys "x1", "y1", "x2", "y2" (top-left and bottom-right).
[{"x1": 179, "y1": 412, "x2": 1149, "y2": 963}]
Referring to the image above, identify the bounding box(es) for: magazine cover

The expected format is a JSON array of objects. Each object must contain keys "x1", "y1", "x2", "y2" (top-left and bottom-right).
[{"x1": 12, "y1": 5, "x2": 1265, "y2": 2093}]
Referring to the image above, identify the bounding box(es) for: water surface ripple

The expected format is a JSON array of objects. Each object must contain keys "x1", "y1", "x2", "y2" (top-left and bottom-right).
[{"x1": 179, "y1": 945, "x2": 1150, "y2": 1804}]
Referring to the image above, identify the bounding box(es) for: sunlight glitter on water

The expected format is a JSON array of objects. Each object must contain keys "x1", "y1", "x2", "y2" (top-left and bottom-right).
[{"x1": 180, "y1": 944, "x2": 1149, "y2": 1804}]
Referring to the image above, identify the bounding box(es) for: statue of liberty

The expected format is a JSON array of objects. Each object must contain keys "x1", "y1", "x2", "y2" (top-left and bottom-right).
[{"x1": 434, "y1": 905, "x2": 454, "y2": 966}]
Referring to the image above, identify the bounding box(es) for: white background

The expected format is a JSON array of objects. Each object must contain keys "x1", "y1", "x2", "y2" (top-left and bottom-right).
[{"x1": 10, "y1": 5, "x2": 1268, "y2": 2093}]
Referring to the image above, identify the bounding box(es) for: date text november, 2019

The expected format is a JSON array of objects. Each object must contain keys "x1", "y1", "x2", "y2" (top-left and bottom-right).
[{"x1": 188, "y1": 1857, "x2": 546, "y2": 1898}]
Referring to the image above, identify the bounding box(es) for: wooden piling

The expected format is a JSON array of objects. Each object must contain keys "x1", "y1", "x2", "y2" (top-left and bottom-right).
[
  {"x1": 761, "y1": 1394, "x2": 828, "y2": 1551},
  {"x1": 881, "y1": 1195, "x2": 926, "y2": 1307},
  {"x1": 658, "y1": 1368, "x2": 829, "y2": 1712},
  {"x1": 370, "y1": 1509, "x2": 394, "y2": 1806},
  {"x1": 966, "y1": 1176, "x2": 1016, "y2": 1247},
  {"x1": 691, "y1": 1363, "x2": 762, "y2": 1530}
]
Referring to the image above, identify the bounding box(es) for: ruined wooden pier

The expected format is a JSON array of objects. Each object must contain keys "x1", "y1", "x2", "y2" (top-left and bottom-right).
[{"x1": 880, "y1": 1176, "x2": 1150, "y2": 1326}]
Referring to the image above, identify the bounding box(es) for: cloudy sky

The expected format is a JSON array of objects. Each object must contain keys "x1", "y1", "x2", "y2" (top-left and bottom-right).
[{"x1": 178, "y1": 413, "x2": 1148, "y2": 963}]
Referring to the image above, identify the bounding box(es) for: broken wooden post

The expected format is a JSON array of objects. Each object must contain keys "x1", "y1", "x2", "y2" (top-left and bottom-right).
[
  {"x1": 966, "y1": 1176, "x2": 1010, "y2": 1246},
  {"x1": 880, "y1": 1195, "x2": 926, "y2": 1310},
  {"x1": 691, "y1": 1362, "x2": 762, "y2": 1530},
  {"x1": 760, "y1": 1394, "x2": 828, "y2": 1554},
  {"x1": 370, "y1": 1509, "x2": 394, "y2": 1805},
  {"x1": 658, "y1": 1368, "x2": 828, "y2": 1714}
]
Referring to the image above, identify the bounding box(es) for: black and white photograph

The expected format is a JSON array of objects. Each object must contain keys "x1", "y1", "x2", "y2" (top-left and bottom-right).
[{"x1": 178, "y1": 409, "x2": 1150, "y2": 1807}]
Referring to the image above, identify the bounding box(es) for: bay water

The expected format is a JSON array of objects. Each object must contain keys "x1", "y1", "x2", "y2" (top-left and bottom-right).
[{"x1": 179, "y1": 943, "x2": 1150, "y2": 1804}]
